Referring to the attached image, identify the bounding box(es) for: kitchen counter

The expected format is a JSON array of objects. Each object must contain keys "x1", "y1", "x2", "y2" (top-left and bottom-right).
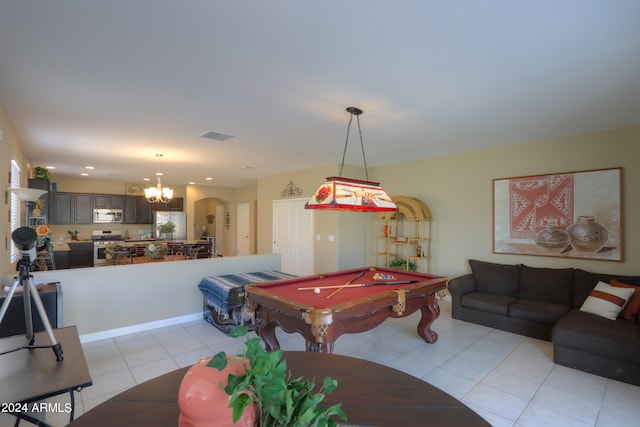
[{"x1": 52, "y1": 243, "x2": 71, "y2": 252}]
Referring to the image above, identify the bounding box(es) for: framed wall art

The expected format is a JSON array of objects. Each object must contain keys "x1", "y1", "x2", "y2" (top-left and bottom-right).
[
  {"x1": 493, "y1": 167, "x2": 622, "y2": 261},
  {"x1": 126, "y1": 183, "x2": 145, "y2": 196}
]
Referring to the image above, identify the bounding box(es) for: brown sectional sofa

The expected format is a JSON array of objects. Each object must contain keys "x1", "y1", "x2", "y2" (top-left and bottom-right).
[{"x1": 448, "y1": 260, "x2": 640, "y2": 386}]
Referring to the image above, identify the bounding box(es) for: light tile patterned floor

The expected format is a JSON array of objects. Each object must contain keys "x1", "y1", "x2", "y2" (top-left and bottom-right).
[{"x1": 2, "y1": 301, "x2": 639, "y2": 427}]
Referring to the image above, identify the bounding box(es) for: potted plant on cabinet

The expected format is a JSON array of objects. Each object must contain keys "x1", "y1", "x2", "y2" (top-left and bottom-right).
[
  {"x1": 33, "y1": 166, "x2": 51, "y2": 182},
  {"x1": 178, "y1": 326, "x2": 347, "y2": 426}
]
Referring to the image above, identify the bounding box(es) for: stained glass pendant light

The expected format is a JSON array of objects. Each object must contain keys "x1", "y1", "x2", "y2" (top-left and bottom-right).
[{"x1": 305, "y1": 107, "x2": 397, "y2": 212}]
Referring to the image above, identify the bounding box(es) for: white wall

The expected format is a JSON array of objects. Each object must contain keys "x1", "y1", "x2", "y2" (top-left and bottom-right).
[{"x1": 2, "y1": 254, "x2": 281, "y2": 338}]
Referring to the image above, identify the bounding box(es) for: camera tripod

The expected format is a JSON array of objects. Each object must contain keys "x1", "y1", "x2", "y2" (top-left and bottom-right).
[{"x1": 0, "y1": 256, "x2": 63, "y2": 361}]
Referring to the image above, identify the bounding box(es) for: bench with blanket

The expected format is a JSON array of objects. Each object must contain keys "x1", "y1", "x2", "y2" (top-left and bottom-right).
[{"x1": 198, "y1": 270, "x2": 295, "y2": 333}]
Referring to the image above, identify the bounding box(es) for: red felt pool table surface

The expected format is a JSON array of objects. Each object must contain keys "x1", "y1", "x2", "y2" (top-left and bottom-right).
[
  {"x1": 251, "y1": 267, "x2": 442, "y2": 308},
  {"x1": 246, "y1": 267, "x2": 448, "y2": 353}
]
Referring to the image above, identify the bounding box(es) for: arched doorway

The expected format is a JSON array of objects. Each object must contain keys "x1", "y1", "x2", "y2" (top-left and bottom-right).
[{"x1": 194, "y1": 197, "x2": 225, "y2": 256}]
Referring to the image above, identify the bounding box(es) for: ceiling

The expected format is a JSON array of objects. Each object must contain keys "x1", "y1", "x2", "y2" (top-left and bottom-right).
[{"x1": 1, "y1": 1, "x2": 639, "y2": 188}]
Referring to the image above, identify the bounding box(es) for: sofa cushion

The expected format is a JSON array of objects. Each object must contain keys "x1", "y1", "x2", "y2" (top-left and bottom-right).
[
  {"x1": 461, "y1": 292, "x2": 516, "y2": 315},
  {"x1": 553, "y1": 310, "x2": 640, "y2": 365},
  {"x1": 610, "y1": 279, "x2": 640, "y2": 322},
  {"x1": 573, "y1": 269, "x2": 640, "y2": 308},
  {"x1": 518, "y1": 265, "x2": 574, "y2": 305},
  {"x1": 580, "y1": 281, "x2": 635, "y2": 321},
  {"x1": 509, "y1": 299, "x2": 571, "y2": 325},
  {"x1": 469, "y1": 260, "x2": 520, "y2": 297}
]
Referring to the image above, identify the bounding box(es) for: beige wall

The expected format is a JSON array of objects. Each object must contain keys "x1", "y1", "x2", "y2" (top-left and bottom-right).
[
  {"x1": 0, "y1": 103, "x2": 31, "y2": 275},
  {"x1": 367, "y1": 126, "x2": 640, "y2": 278}
]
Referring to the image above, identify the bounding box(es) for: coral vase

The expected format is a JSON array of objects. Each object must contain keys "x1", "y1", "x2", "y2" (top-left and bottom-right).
[
  {"x1": 178, "y1": 356, "x2": 256, "y2": 427},
  {"x1": 566, "y1": 215, "x2": 609, "y2": 253}
]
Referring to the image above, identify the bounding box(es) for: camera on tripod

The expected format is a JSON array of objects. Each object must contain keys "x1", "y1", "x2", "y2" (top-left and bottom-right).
[
  {"x1": 0, "y1": 227, "x2": 63, "y2": 361},
  {"x1": 12, "y1": 226, "x2": 38, "y2": 268}
]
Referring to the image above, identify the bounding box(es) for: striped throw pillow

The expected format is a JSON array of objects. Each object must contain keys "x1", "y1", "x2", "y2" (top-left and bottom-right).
[{"x1": 580, "y1": 281, "x2": 635, "y2": 320}]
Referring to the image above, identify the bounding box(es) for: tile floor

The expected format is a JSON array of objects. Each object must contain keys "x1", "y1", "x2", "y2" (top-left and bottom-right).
[{"x1": 3, "y1": 300, "x2": 639, "y2": 427}]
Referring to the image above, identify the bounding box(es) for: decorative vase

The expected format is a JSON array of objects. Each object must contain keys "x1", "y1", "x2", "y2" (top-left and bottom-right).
[
  {"x1": 178, "y1": 356, "x2": 256, "y2": 427},
  {"x1": 534, "y1": 223, "x2": 570, "y2": 252},
  {"x1": 566, "y1": 215, "x2": 609, "y2": 253}
]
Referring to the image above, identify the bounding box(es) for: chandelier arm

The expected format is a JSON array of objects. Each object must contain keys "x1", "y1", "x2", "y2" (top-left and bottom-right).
[
  {"x1": 338, "y1": 114, "x2": 354, "y2": 177},
  {"x1": 355, "y1": 114, "x2": 369, "y2": 181}
]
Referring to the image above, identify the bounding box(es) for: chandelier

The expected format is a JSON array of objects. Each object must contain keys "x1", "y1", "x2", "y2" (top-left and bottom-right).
[
  {"x1": 305, "y1": 107, "x2": 397, "y2": 212},
  {"x1": 145, "y1": 154, "x2": 174, "y2": 204}
]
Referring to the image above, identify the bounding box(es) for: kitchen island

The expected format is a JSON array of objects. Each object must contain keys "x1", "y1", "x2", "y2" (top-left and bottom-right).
[{"x1": 105, "y1": 240, "x2": 212, "y2": 265}]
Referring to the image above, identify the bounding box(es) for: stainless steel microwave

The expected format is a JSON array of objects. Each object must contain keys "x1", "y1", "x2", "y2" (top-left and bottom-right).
[{"x1": 93, "y1": 209, "x2": 123, "y2": 223}]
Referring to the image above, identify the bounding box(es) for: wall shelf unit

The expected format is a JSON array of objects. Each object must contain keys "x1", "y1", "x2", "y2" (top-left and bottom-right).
[{"x1": 376, "y1": 196, "x2": 432, "y2": 273}]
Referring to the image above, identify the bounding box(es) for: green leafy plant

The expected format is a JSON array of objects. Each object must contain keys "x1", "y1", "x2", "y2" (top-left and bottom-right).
[
  {"x1": 157, "y1": 221, "x2": 176, "y2": 234},
  {"x1": 208, "y1": 326, "x2": 347, "y2": 426},
  {"x1": 34, "y1": 166, "x2": 51, "y2": 181},
  {"x1": 389, "y1": 257, "x2": 417, "y2": 272},
  {"x1": 144, "y1": 243, "x2": 168, "y2": 259}
]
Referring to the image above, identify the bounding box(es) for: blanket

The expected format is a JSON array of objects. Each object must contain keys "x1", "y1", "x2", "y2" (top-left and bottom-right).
[{"x1": 198, "y1": 270, "x2": 295, "y2": 334}]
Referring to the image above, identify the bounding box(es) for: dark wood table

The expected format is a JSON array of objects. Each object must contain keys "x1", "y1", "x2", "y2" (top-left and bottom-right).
[
  {"x1": 68, "y1": 351, "x2": 489, "y2": 427},
  {"x1": 246, "y1": 267, "x2": 448, "y2": 353},
  {"x1": 0, "y1": 326, "x2": 92, "y2": 426}
]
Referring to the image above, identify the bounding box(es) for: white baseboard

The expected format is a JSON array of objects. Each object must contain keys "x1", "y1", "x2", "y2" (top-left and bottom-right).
[{"x1": 79, "y1": 312, "x2": 202, "y2": 343}]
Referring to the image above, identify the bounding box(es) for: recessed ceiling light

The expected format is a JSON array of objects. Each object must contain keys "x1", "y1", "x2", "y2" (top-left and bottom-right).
[
  {"x1": 201, "y1": 131, "x2": 234, "y2": 141},
  {"x1": 188, "y1": 181, "x2": 195, "y2": 185},
  {"x1": 85, "y1": 166, "x2": 95, "y2": 170},
  {"x1": 45, "y1": 166, "x2": 56, "y2": 170},
  {"x1": 143, "y1": 178, "x2": 150, "y2": 181},
  {"x1": 81, "y1": 173, "x2": 89, "y2": 176},
  {"x1": 205, "y1": 177, "x2": 213, "y2": 181}
]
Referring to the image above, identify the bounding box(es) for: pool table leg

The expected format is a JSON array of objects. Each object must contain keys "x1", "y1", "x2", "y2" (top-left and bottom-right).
[
  {"x1": 255, "y1": 319, "x2": 281, "y2": 352},
  {"x1": 417, "y1": 294, "x2": 441, "y2": 344}
]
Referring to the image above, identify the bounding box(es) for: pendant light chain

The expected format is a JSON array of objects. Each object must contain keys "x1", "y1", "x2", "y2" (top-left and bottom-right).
[
  {"x1": 338, "y1": 113, "x2": 354, "y2": 177},
  {"x1": 355, "y1": 113, "x2": 369, "y2": 181},
  {"x1": 338, "y1": 107, "x2": 369, "y2": 181}
]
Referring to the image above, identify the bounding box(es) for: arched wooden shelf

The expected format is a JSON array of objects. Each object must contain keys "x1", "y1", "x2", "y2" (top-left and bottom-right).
[{"x1": 376, "y1": 196, "x2": 433, "y2": 273}]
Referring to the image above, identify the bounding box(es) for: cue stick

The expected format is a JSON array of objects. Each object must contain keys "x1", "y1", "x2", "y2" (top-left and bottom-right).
[
  {"x1": 325, "y1": 271, "x2": 366, "y2": 299},
  {"x1": 298, "y1": 280, "x2": 418, "y2": 291}
]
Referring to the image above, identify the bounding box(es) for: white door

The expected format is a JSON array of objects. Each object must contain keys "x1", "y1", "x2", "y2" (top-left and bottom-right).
[
  {"x1": 272, "y1": 199, "x2": 314, "y2": 275},
  {"x1": 273, "y1": 200, "x2": 294, "y2": 273},
  {"x1": 237, "y1": 202, "x2": 250, "y2": 256},
  {"x1": 294, "y1": 200, "x2": 315, "y2": 276}
]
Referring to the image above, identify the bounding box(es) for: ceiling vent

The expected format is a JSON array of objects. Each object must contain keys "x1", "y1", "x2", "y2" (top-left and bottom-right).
[{"x1": 201, "y1": 131, "x2": 234, "y2": 141}]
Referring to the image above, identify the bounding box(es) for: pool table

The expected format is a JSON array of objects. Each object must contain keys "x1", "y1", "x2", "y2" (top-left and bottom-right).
[{"x1": 245, "y1": 267, "x2": 448, "y2": 353}]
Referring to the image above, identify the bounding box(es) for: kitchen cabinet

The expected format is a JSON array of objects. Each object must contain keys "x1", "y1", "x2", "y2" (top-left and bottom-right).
[
  {"x1": 67, "y1": 242, "x2": 94, "y2": 268},
  {"x1": 54, "y1": 250, "x2": 70, "y2": 270},
  {"x1": 51, "y1": 192, "x2": 74, "y2": 224},
  {"x1": 137, "y1": 197, "x2": 153, "y2": 223},
  {"x1": 123, "y1": 196, "x2": 153, "y2": 224},
  {"x1": 94, "y1": 194, "x2": 124, "y2": 209},
  {"x1": 74, "y1": 194, "x2": 94, "y2": 224},
  {"x1": 124, "y1": 197, "x2": 138, "y2": 223},
  {"x1": 50, "y1": 192, "x2": 93, "y2": 224},
  {"x1": 150, "y1": 197, "x2": 183, "y2": 211}
]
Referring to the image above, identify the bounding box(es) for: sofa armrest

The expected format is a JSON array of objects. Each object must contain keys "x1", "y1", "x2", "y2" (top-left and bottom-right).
[{"x1": 448, "y1": 274, "x2": 477, "y2": 319}]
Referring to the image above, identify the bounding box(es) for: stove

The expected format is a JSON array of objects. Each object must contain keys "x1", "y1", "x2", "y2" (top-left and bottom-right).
[
  {"x1": 91, "y1": 230, "x2": 123, "y2": 245},
  {"x1": 92, "y1": 230, "x2": 124, "y2": 266}
]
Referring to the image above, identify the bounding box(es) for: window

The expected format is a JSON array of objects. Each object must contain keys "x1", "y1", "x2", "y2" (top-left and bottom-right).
[{"x1": 10, "y1": 159, "x2": 22, "y2": 263}]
